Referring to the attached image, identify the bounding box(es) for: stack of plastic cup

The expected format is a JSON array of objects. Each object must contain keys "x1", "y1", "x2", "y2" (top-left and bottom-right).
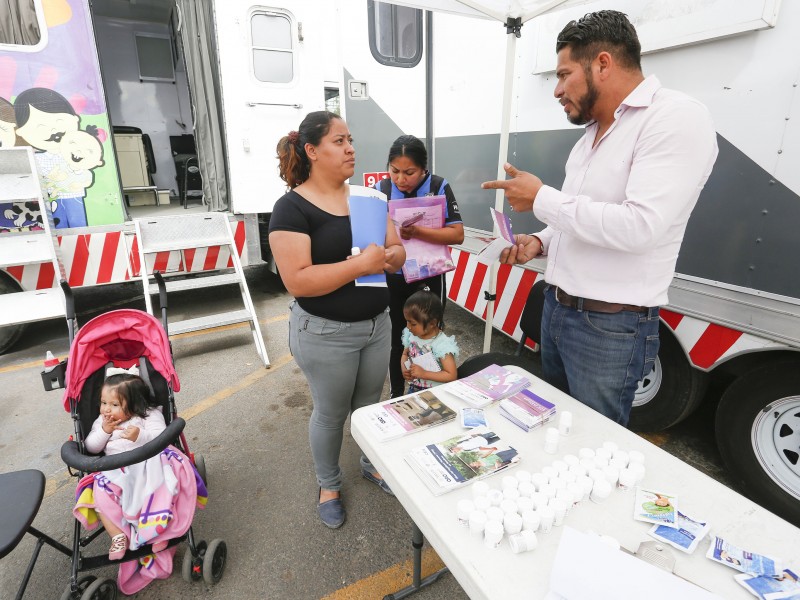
[{"x1": 590, "y1": 479, "x2": 612, "y2": 503}]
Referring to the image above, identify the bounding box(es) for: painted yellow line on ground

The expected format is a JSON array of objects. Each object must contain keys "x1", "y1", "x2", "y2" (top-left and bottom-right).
[
  {"x1": 42, "y1": 353, "x2": 294, "y2": 499},
  {"x1": 0, "y1": 314, "x2": 289, "y2": 374},
  {"x1": 320, "y1": 548, "x2": 447, "y2": 600}
]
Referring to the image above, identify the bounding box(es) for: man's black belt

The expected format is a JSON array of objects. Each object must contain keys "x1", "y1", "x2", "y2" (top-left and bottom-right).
[{"x1": 555, "y1": 287, "x2": 649, "y2": 314}]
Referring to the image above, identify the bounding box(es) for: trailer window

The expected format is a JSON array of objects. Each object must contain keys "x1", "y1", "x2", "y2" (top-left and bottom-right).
[
  {"x1": 368, "y1": 0, "x2": 422, "y2": 68},
  {"x1": 251, "y1": 12, "x2": 293, "y2": 83},
  {"x1": 0, "y1": 0, "x2": 41, "y2": 46},
  {"x1": 135, "y1": 33, "x2": 176, "y2": 82},
  {"x1": 325, "y1": 87, "x2": 340, "y2": 115}
]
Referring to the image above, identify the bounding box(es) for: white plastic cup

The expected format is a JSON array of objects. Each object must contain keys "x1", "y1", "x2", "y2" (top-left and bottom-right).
[
  {"x1": 539, "y1": 483, "x2": 556, "y2": 500},
  {"x1": 563, "y1": 454, "x2": 579, "y2": 467},
  {"x1": 469, "y1": 510, "x2": 488, "y2": 537},
  {"x1": 628, "y1": 450, "x2": 645, "y2": 465},
  {"x1": 629, "y1": 461, "x2": 646, "y2": 482},
  {"x1": 503, "y1": 487, "x2": 521, "y2": 502},
  {"x1": 457, "y1": 499, "x2": 475, "y2": 526},
  {"x1": 609, "y1": 457, "x2": 628, "y2": 471},
  {"x1": 551, "y1": 477, "x2": 567, "y2": 492},
  {"x1": 561, "y1": 470, "x2": 577, "y2": 484},
  {"x1": 580, "y1": 458, "x2": 597, "y2": 472},
  {"x1": 541, "y1": 466, "x2": 557, "y2": 482},
  {"x1": 568, "y1": 482, "x2": 584, "y2": 506},
  {"x1": 603, "y1": 466, "x2": 620, "y2": 486},
  {"x1": 500, "y1": 499, "x2": 519, "y2": 515},
  {"x1": 484, "y1": 520, "x2": 504, "y2": 548},
  {"x1": 617, "y1": 467, "x2": 636, "y2": 491},
  {"x1": 517, "y1": 481, "x2": 535, "y2": 498},
  {"x1": 530, "y1": 473, "x2": 548, "y2": 491},
  {"x1": 569, "y1": 463, "x2": 587, "y2": 477},
  {"x1": 472, "y1": 481, "x2": 490, "y2": 498},
  {"x1": 515, "y1": 470, "x2": 533, "y2": 484},
  {"x1": 558, "y1": 411, "x2": 573, "y2": 436},
  {"x1": 612, "y1": 449, "x2": 630, "y2": 467},
  {"x1": 591, "y1": 479, "x2": 612, "y2": 503},
  {"x1": 504, "y1": 511, "x2": 523, "y2": 535},
  {"x1": 529, "y1": 492, "x2": 547, "y2": 510},
  {"x1": 551, "y1": 460, "x2": 568, "y2": 474},
  {"x1": 578, "y1": 447, "x2": 595, "y2": 460},
  {"x1": 502, "y1": 475, "x2": 519, "y2": 490},
  {"x1": 551, "y1": 498, "x2": 567, "y2": 526},
  {"x1": 521, "y1": 509, "x2": 540, "y2": 532},
  {"x1": 579, "y1": 475, "x2": 594, "y2": 499},
  {"x1": 556, "y1": 488, "x2": 574, "y2": 513},
  {"x1": 539, "y1": 506, "x2": 555, "y2": 533},
  {"x1": 474, "y1": 495, "x2": 491, "y2": 511},
  {"x1": 509, "y1": 529, "x2": 539, "y2": 553},
  {"x1": 589, "y1": 468, "x2": 606, "y2": 483},
  {"x1": 593, "y1": 455, "x2": 610, "y2": 468},
  {"x1": 595, "y1": 447, "x2": 612, "y2": 462},
  {"x1": 602, "y1": 441, "x2": 619, "y2": 455},
  {"x1": 516, "y1": 496, "x2": 534, "y2": 514},
  {"x1": 487, "y1": 488, "x2": 504, "y2": 506},
  {"x1": 486, "y1": 506, "x2": 505, "y2": 523}
]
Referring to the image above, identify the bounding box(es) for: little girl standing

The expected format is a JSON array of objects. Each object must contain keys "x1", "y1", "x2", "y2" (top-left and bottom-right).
[
  {"x1": 400, "y1": 290, "x2": 459, "y2": 393},
  {"x1": 84, "y1": 373, "x2": 166, "y2": 559}
]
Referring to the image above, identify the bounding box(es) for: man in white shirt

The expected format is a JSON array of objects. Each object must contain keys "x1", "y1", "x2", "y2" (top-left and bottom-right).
[{"x1": 482, "y1": 10, "x2": 718, "y2": 425}]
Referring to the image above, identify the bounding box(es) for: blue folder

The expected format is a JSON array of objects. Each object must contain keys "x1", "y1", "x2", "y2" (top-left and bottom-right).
[{"x1": 348, "y1": 188, "x2": 388, "y2": 287}]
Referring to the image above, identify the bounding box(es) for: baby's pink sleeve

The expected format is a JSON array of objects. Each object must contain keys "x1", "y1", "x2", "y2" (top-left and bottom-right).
[
  {"x1": 135, "y1": 409, "x2": 167, "y2": 446},
  {"x1": 84, "y1": 415, "x2": 111, "y2": 454}
]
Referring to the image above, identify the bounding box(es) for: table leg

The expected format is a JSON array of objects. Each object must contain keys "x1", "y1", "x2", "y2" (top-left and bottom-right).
[{"x1": 383, "y1": 523, "x2": 449, "y2": 600}]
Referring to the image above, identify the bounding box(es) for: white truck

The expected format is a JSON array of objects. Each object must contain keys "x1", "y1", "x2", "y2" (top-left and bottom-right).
[{"x1": 0, "y1": 0, "x2": 798, "y2": 524}]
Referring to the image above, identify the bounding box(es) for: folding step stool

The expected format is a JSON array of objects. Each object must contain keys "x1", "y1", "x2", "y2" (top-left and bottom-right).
[
  {"x1": 134, "y1": 213, "x2": 269, "y2": 367},
  {"x1": 0, "y1": 147, "x2": 67, "y2": 347}
]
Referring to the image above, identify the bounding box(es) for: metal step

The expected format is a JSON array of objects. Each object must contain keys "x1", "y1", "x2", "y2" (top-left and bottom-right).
[
  {"x1": 135, "y1": 214, "x2": 230, "y2": 253},
  {"x1": 167, "y1": 309, "x2": 253, "y2": 335},
  {"x1": 0, "y1": 288, "x2": 65, "y2": 326},
  {"x1": 0, "y1": 234, "x2": 56, "y2": 268},
  {"x1": 147, "y1": 272, "x2": 240, "y2": 295}
]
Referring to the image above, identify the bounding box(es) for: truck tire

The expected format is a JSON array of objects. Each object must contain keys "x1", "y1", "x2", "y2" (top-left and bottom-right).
[
  {"x1": 714, "y1": 359, "x2": 800, "y2": 527},
  {"x1": 628, "y1": 324, "x2": 708, "y2": 432},
  {"x1": 0, "y1": 272, "x2": 26, "y2": 354}
]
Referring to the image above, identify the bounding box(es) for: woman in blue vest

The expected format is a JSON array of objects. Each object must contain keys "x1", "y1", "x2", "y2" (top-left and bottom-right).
[{"x1": 377, "y1": 135, "x2": 464, "y2": 397}]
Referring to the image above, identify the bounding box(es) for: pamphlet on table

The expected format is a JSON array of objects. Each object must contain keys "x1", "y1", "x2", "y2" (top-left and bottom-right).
[
  {"x1": 442, "y1": 364, "x2": 530, "y2": 408},
  {"x1": 648, "y1": 511, "x2": 710, "y2": 554},
  {"x1": 706, "y1": 536, "x2": 784, "y2": 577},
  {"x1": 499, "y1": 388, "x2": 556, "y2": 431},
  {"x1": 405, "y1": 426, "x2": 520, "y2": 495},
  {"x1": 388, "y1": 195, "x2": 455, "y2": 283},
  {"x1": 735, "y1": 567, "x2": 800, "y2": 599},
  {"x1": 633, "y1": 487, "x2": 678, "y2": 527},
  {"x1": 362, "y1": 389, "x2": 456, "y2": 441}
]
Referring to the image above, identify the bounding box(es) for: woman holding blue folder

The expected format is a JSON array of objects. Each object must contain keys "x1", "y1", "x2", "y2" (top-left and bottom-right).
[
  {"x1": 376, "y1": 135, "x2": 464, "y2": 398},
  {"x1": 269, "y1": 111, "x2": 405, "y2": 529}
]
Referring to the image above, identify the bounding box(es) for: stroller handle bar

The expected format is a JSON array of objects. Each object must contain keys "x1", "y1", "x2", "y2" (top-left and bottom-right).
[{"x1": 60, "y1": 418, "x2": 185, "y2": 473}]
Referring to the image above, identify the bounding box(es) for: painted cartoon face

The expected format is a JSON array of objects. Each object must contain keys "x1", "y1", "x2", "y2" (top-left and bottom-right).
[
  {"x1": 0, "y1": 118, "x2": 15, "y2": 148},
  {"x1": 60, "y1": 129, "x2": 104, "y2": 170},
  {"x1": 16, "y1": 105, "x2": 80, "y2": 152}
]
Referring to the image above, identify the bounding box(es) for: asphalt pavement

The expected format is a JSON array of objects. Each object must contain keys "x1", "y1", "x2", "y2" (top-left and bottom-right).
[{"x1": 0, "y1": 265, "x2": 732, "y2": 599}]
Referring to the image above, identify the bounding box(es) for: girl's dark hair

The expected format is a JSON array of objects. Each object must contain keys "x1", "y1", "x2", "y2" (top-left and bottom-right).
[
  {"x1": 103, "y1": 374, "x2": 153, "y2": 419},
  {"x1": 277, "y1": 110, "x2": 342, "y2": 189},
  {"x1": 404, "y1": 290, "x2": 444, "y2": 331},
  {"x1": 386, "y1": 134, "x2": 427, "y2": 170}
]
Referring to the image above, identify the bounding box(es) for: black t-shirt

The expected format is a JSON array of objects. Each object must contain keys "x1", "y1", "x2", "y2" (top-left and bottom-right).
[{"x1": 269, "y1": 189, "x2": 389, "y2": 322}]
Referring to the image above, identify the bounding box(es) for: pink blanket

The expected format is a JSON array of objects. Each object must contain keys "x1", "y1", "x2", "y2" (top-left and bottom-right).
[{"x1": 73, "y1": 446, "x2": 208, "y2": 594}]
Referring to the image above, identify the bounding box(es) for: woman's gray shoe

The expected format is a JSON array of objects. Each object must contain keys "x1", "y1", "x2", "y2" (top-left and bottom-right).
[
  {"x1": 318, "y1": 489, "x2": 345, "y2": 528},
  {"x1": 362, "y1": 470, "x2": 395, "y2": 496}
]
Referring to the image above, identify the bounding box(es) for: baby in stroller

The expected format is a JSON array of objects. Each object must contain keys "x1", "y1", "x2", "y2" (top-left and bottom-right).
[{"x1": 84, "y1": 373, "x2": 167, "y2": 560}]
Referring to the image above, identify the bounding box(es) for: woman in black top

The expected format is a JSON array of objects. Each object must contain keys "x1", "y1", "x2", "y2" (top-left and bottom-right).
[{"x1": 269, "y1": 111, "x2": 405, "y2": 529}]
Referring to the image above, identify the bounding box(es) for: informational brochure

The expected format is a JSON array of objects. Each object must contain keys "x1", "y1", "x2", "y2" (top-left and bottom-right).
[
  {"x1": 498, "y1": 388, "x2": 556, "y2": 432},
  {"x1": 460, "y1": 407, "x2": 487, "y2": 429},
  {"x1": 362, "y1": 389, "x2": 456, "y2": 441},
  {"x1": 706, "y1": 536, "x2": 783, "y2": 577},
  {"x1": 348, "y1": 185, "x2": 388, "y2": 287},
  {"x1": 405, "y1": 427, "x2": 520, "y2": 495},
  {"x1": 442, "y1": 364, "x2": 530, "y2": 408},
  {"x1": 648, "y1": 511, "x2": 710, "y2": 554},
  {"x1": 410, "y1": 351, "x2": 441, "y2": 373},
  {"x1": 633, "y1": 487, "x2": 678, "y2": 527},
  {"x1": 735, "y1": 568, "x2": 800, "y2": 600},
  {"x1": 475, "y1": 209, "x2": 516, "y2": 264},
  {"x1": 388, "y1": 195, "x2": 455, "y2": 283}
]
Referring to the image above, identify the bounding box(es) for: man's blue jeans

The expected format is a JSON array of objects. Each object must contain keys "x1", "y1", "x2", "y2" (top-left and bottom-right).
[{"x1": 540, "y1": 285, "x2": 660, "y2": 426}]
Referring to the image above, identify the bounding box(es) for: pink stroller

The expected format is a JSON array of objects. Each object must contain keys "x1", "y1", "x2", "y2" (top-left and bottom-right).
[{"x1": 2, "y1": 281, "x2": 226, "y2": 600}]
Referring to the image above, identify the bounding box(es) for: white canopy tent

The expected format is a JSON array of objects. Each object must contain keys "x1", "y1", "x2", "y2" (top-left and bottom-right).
[{"x1": 388, "y1": 0, "x2": 588, "y2": 351}]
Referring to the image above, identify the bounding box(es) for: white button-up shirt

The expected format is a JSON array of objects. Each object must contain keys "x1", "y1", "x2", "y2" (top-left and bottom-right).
[{"x1": 534, "y1": 75, "x2": 718, "y2": 307}]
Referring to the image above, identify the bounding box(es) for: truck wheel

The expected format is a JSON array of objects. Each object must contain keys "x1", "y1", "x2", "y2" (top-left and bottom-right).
[
  {"x1": 715, "y1": 359, "x2": 800, "y2": 526},
  {"x1": 0, "y1": 272, "x2": 26, "y2": 354},
  {"x1": 628, "y1": 324, "x2": 708, "y2": 431}
]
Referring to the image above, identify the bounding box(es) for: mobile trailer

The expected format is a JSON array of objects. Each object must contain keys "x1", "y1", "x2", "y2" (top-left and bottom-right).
[
  {"x1": 335, "y1": 0, "x2": 800, "y2": 525},
  {"x1": 0, "y1": 0, "x2": 799, "y2": 526}
]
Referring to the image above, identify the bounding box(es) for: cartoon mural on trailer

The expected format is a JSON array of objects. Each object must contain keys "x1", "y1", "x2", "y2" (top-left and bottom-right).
[{"x1": 0, "y1": 0, "x2": 124, "y2": 231}]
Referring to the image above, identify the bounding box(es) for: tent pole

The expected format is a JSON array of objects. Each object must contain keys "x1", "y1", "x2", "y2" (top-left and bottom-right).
[{"x1": 482, "y1": 20, "x2": 519, "y2": 353}]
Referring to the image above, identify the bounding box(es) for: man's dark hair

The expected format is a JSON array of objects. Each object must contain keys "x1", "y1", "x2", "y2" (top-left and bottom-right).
[{"x1": 556, "y1": 10, "x2": 641, "y2": 72}]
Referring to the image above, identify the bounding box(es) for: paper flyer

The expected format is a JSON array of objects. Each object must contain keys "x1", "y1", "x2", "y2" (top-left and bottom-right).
[
  {"x1": 475, "y1": 208, "x2": 515, "y2": 264},
  {"x1": 633, "y1": 487, "x2": 678, "y2": 527},
  {"x1": 348, "y1": 185, "x2": 388, "y2": 287},
  {"x1": 706, "y1": 536, "x2": 783, "y2": 577},
  {"x1": 648, "y1": 511, "x2": 710, "y2": 554}
]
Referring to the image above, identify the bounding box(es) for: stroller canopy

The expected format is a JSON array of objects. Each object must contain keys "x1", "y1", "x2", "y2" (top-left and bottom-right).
[{"x1": 62, "y1": 309, "x2": 180, "y2": 411}]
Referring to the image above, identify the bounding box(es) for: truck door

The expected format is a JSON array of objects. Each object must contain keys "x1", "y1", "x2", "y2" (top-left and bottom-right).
[{"x1": 213, "y1": 1, "x2": 326, "y2": 214}]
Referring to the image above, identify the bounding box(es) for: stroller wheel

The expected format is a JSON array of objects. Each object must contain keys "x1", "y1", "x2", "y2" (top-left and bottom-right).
[
  {"x1": 182, "y1": 540, "x2": 207, "y2": 583},
  {"x1": 202, "y1": 539, "x2": 227, "y2": 585},
  {"x1": 194, "y1": 454, "x2": 208, "y2": 486},
  {"x1": 79, "y1": 577, "x2": 117, "y2": 600},
  {"x1": 59, "y1": 575, "x2": 97, "y2": 600}
]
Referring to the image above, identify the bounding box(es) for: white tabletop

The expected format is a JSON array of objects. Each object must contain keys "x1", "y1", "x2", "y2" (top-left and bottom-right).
[{"x1": 351, "y1": 368, "x2": 800, "y2": 600}]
